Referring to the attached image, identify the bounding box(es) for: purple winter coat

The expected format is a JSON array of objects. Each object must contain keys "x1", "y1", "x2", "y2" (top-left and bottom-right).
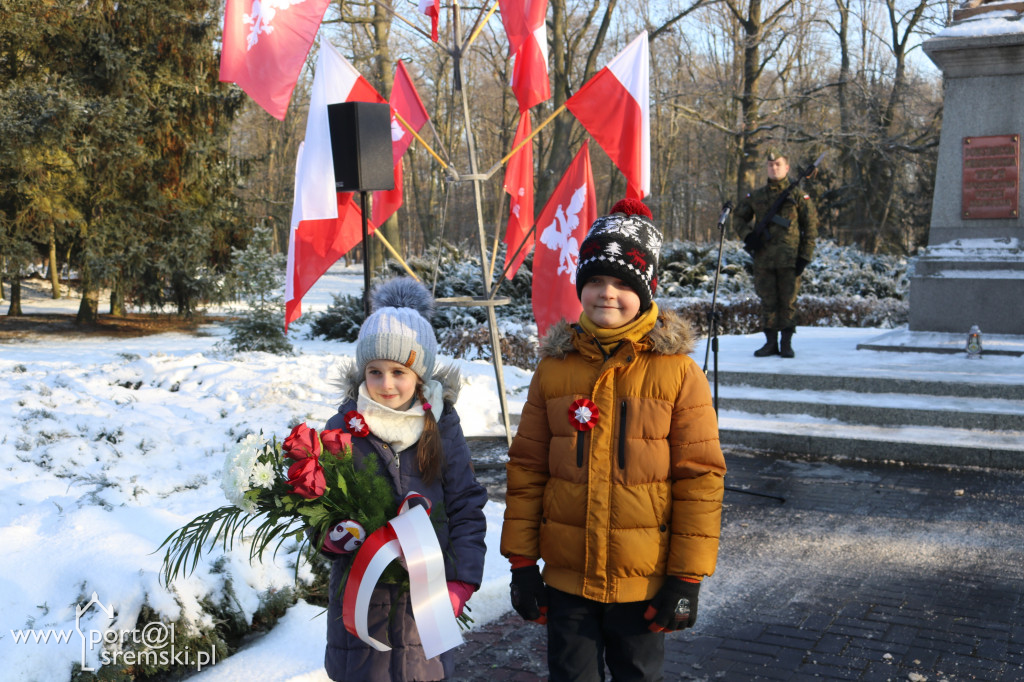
[{"x1": 322, "y1": 362, "x2": 488, "y2": 682}]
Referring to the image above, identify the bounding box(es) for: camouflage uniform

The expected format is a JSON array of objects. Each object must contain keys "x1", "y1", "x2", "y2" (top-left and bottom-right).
[{"x1": 734, "y1": 177, "x2": 818, "y2": 332}]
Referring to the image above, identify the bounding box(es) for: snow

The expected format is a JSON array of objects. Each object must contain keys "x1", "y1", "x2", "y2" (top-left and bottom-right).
[
  {"x1": 937, "y1": 8, "x2": 1024, "y2": 39},
  {"x1": 2, "y1": 264, "x2": 1023, "y2": 681}
]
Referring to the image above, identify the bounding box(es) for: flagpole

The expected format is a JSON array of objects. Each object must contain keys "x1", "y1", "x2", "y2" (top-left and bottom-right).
[
  {"x1": 463, "y1": 0, "x2": 500, "y2": 51},
  {"x1": 480, "y1": 103, "x2": 566, "y2": 179},
  {"x1": 489, "y1": 223, "x2": 537, "y2": 298},
  {"x1": 487, "y1": 190, "x2": 506, "y2": 283},
  {"x1": 372, "y1": 230, "x2": 420, "y2": 281},
  {"x1": 393, "y1": 109, "x2": 456, "y2": 176}
]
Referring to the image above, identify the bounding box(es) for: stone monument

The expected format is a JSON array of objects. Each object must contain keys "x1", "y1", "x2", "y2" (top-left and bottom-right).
[{"x1": 908, "y1": 4, "x2": 1024, "y2": 338}]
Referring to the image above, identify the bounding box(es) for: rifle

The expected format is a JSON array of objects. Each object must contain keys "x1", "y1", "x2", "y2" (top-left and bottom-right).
[{"x1": 743, "y1": 151, "x2": 826, "y2": 255}]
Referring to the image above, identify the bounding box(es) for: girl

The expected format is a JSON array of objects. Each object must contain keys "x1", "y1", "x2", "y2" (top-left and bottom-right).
[{"x1": 321, "y1": 277, "x2": 488, "y2": 682}]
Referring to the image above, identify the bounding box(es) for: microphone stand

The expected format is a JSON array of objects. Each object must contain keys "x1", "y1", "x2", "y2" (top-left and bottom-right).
[
  {"x1": 703, "y1": 202, "x2": 732, "y2": 411},
  {"x1": 703, "y1": 201, "x2": 785, "y2": 504}
]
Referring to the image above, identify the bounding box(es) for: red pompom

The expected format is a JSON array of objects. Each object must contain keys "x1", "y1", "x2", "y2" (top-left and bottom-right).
[{"x1": 609, "y1": 198, "x2": 653, "y2": 220}]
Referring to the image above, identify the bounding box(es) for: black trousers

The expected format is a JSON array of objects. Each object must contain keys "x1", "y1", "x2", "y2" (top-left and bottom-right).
[{"x1": 546, "y1": 587, "x2": 665, "y2": 682}]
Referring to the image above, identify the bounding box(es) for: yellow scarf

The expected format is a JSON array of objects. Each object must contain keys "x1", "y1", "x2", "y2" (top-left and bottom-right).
[{"x1": 578, "y1": 302, "x2": 659, "y2": 355}]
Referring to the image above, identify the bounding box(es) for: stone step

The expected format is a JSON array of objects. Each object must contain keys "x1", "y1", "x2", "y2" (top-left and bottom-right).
[
  {"x1": 708, "y1": 370, "x2": 1024, "y2": 400},
  {"x1": 717, "y1": 414, "x2": 1024, "y2": 469},
  {"x1": 718, "y1": 388, "x2": 1024, "y2": 431}
]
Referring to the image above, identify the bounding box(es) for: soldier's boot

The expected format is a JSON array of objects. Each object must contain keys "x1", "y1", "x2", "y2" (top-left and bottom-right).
[
  {"x1": 780, "y1": 327, "x2": 796, "y2": 358},
  {"x1": 754, "y1": 330, "x2": 779, "y2": 357}
]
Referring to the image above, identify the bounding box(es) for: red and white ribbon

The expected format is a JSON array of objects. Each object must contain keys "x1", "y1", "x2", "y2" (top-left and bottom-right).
[{"x1": 341, "y1": 504, "x2": 462, "y2": 658}]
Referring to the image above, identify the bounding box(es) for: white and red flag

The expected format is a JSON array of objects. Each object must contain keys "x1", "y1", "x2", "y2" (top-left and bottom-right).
[
  {"x1": 501, "y1": 112, "x2": 535, "y2": 279},
  {"x1": 499, "y1": 0, "x2": 550, "y2": 112},
  {"x1": 532, "y1": 141, "x2": 596, "y2": 337},
  {"x1": 372, "y1": 61, "x2": 431, "y2": 228},
  {"x1": 418, "y1": 0, "x2": 441, "y2": 42},
  {"x1": 285, "y1": 42, "x2": 386, "y2": 330},
  {"x1": 219, "y1": 0, "x2": 332, "y2": 120},
  {"x1": 565, "y1": 31, "x2": 650, "y2": 200}
]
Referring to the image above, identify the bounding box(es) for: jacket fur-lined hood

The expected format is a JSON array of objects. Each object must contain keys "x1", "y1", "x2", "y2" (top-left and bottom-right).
[
  {"x1": 539, "y1": 307, "x2": 699, "y2": 359},
  {"x1": 331, "y1": 357, "x2": 462, "y2": 405}
]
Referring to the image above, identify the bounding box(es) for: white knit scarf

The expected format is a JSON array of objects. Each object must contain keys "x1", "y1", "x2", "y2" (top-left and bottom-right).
[{"x1": 356, "y1": 379, "x2": 444, "y2": 454}]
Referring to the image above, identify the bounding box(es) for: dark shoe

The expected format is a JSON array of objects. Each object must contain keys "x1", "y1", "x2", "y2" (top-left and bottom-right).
[
  {"x1": 754, "y1": 330, "x2": 779, "y2": 357},
  {"x1": 780, "y1": 328, "x2": 795, "y2": 358}
]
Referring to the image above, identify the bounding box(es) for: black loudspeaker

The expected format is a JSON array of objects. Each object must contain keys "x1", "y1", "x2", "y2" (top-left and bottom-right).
[{"x1": 326, "y1": 101, "x2": 395, "y2": 192}]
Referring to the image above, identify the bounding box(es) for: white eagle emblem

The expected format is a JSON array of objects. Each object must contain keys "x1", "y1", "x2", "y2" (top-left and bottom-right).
[
  {"x1": 243, "y1": 0, "x2": 310, "y2": 50},
  {"x1": 539, "y1": 184, "x2": 588, "y2": 283}
]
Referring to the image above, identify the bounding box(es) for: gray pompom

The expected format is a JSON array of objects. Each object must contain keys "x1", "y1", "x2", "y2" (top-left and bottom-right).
[{"x1": 369, "y1": 277, "x2": 434, "y2": 321}]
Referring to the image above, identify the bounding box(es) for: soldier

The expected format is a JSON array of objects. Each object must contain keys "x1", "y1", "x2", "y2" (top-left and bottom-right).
[{"x1": 734, "y1": 148, "x2": 819, "y2": 358}]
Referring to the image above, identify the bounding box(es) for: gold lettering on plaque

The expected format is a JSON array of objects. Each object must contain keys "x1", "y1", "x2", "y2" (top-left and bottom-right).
[{"x1": 962, "y1": 135, "x2": 1020, "y2": 219}]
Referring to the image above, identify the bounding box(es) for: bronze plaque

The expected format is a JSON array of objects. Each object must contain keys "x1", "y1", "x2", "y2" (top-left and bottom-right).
[{"x1": 962, "y1": 135, "x2": 1019, "y2": 220}]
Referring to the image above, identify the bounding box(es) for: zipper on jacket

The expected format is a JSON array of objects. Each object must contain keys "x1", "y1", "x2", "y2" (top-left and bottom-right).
[
  {"x1": 617, "y1": 401, "x2": 627, "y2": 469},
  {"x1": 576, "y1": 431, "x2": 586, "y2": 468}
]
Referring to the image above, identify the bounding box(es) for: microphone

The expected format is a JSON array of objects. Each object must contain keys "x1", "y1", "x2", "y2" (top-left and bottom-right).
[{"x1": 717, "y1": 201, "x2": 733, "y2": 229}]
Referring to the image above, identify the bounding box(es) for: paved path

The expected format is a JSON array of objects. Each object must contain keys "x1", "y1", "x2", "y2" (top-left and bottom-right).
[{"x1": 456, "y1": 448, "x2": 1024, "y2": 681}]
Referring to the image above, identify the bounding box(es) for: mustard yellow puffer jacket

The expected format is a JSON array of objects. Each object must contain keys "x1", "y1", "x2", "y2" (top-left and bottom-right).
[{"x1": 500, "y1": 309, "x2": 726, "y2": 603}]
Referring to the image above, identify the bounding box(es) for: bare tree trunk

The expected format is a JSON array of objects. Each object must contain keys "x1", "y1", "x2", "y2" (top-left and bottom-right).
[
  {"x1": 76, "y1": 260, "x2": 100, "y2": 325},
  {"x1": 735, "y1": 0, "x2": 763, "y2": 200},
  {"x1": 6, "y1": 278, "x2": 22, "y2": 316},
  {"x1": 49, "y1": 228, "x2": 61, "y2": 299},
  {"x1": 110, "y1": 275, "x2": 126, "y2": 317}
]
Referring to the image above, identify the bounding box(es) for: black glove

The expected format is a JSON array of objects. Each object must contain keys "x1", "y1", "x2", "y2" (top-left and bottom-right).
[
  {"x1": 795, "y1": 257, "x2": 810, "y2": 276},
  {"x1": 644, "y1": 578, "x2": 700, "y2": 632},
  {"x1": 509, "y1": 565, "x2": 548, "y2": 623},
  {"x1": 743, "y1": 232, "x2": 761, "y2": 253}
]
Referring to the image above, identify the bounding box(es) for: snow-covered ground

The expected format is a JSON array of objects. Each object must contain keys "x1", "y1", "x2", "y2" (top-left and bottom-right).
[
  {"x1": 3, "y1": 264, "x2": 1023, "y2": 681},
  {"x1": 1, "y1": 266, "x2": 532, "y2": 682}
]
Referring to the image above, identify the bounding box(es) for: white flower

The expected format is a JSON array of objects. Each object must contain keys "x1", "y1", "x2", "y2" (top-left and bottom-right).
[
  {"x1": 249, "y1": 461, "x2": 276, "y2": 490},
  {"x1": 220, "y1": 433, "x2": 268, "y2": 513},
  {"x1": 221, "y1": 465, "x2": 257, "y2": 514}
]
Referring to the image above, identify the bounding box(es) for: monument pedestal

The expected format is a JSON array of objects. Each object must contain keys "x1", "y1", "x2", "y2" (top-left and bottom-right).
[{"x1": 906, "y1": 21, "x2": 1024, "y2": 337}]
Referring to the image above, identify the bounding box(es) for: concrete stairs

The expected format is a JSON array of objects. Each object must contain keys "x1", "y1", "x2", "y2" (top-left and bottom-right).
[{"x1": 711, "y1": 370, "x2": 1024, "y2": 469}]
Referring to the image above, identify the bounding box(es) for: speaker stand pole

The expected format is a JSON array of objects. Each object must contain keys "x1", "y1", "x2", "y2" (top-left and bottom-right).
[{"x1": 360, "y1": 190, "x2": 371, "y2": 318}]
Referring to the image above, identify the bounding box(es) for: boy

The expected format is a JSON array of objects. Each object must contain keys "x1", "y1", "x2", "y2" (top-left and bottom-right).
[{"x1": 501, "y1": 199, "x2": 726, "y2": 681}]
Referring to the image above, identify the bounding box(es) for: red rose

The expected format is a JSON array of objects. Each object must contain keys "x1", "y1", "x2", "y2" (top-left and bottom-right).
[
  {"x1": 286, "y1": 455, "x2": 326, "y2": 499},
  {"x1": 283, "y1": 423, "x2": 321, "y2": 460},
  {"x1": 320, "y1": 429, "x2": 352, "y2": 457}
]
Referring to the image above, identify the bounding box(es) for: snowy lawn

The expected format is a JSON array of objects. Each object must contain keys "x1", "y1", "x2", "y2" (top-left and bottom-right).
[{"x1": 0, "y1": 266, "x2": 531, "y2": 682}]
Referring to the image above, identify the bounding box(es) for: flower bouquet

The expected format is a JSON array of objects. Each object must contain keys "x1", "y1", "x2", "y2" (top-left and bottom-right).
[
  {"x1": 159, "y1": 423, "x2": 396, "y2": 585},
  {"x1": 158, "y1": 423, "x2": 466, "y2": 656}
]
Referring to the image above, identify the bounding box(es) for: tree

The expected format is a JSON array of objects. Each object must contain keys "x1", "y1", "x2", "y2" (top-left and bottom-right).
[{"x1": 220, "y1": 222, "x2": 293, "y2": 354}]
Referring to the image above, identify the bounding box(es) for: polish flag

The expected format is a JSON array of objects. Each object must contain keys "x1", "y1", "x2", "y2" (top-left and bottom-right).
[
  {"x1": 285, "y1": 42, "x2": 386, "y2": 330},
  {"x1": 220, "y1": 0, "x2": 332, "y2": 120},
  {"x1": 372, "y1": 62, "x2": 430, "y2": 228},
  {"x1": 419, "y1": 0, "x2": 441, "y2": 42},
  {"x1": 532, "y1": 141, "x2": 597, "y2": 337},
  {"x1": 502, "y1": 112, "x2": 535, "y2": 279},
  {"x1": 499, "y1": 0, "x2": 550, "y2": 112},
  {"x1": 389, "y1": 61, "x2": 430, "y2": 163},
  {"x1": 565, "y1": 32, "x2": 650, "y2": 200}
]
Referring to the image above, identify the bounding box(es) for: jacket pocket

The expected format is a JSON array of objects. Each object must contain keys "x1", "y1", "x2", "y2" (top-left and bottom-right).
[{"x1": 618, "y1": 400, "x2": 627, "y2": 469}]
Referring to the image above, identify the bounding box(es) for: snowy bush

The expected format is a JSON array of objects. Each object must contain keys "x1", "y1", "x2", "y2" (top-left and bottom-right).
[
  {"x1": 219, "y1": 224, "x2": 293, "y2": 355},
  {"x1": 310, "y1": 239, "x2": 909, "y2": 369},
  {"x1": 308, "y1": 292, "x2": 365, "y2": 342}
]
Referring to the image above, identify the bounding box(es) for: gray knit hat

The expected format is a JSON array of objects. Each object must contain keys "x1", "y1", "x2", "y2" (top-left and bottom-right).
[{"x1": 356, "y1": 277, "x2": 437, "y2": 380}]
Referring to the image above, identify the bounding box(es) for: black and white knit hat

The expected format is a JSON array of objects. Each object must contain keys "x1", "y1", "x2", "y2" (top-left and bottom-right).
[
  {"x1": 575, "y1": 198, "x2": 663, "y2": 311},
  {"x1": 356, "y1": 277, "x2": 437, "y2": 380}
]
